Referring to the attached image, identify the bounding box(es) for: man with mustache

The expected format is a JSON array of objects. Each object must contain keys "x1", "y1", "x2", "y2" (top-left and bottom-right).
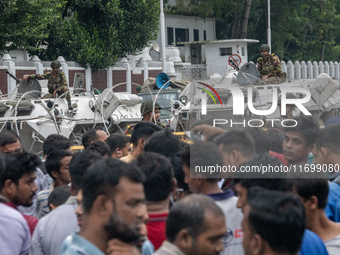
[
  {"x1": 0, "y1": 152, "x2": 41, "y2": 235},
  {"x1": 154, "y1": 194, "x2": 227, "y2": 255},
  {"x1": 60, "y1": 158, "x2": 148, "y2": 255},
  {"x1": 0, "y1": 131, "x2": 48, "y2": 217}
]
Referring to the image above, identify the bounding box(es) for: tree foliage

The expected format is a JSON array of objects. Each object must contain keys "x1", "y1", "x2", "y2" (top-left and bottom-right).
[
  {"x1": 167, "y1": 0, "x2": 340, "y2": 63},
  {"x1": 27, "y1": 0, "x2": 160, "y2": 71},
  {"x1": 0, "y1": 0, "x2": 64, "y2": 52}
]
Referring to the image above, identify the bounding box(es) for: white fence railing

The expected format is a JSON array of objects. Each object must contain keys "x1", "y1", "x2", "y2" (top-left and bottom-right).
[
  {"x1": 281, "y1": 60, "x2": 340, "y2": 81},
  {"x1": 181, "y1": 60, "x2": 340, "y2": 81},
  {"x1": 181, "y1": 65, "x2": 207, "y2": 80},
  {"x1": 1, "y1": 54, "x2": 164, "y2": 94}
]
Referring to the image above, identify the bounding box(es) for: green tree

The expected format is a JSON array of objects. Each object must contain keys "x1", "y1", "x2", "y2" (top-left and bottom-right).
[
  {"x1": 28, "y1": 0, "x2": 160, "y2": 71},
  {"x1": 0, "y1": 0, "x2": 64, "y2": 53},
  {"x1": 167, "y1": 0, "x2": 340, "y2": 64}
]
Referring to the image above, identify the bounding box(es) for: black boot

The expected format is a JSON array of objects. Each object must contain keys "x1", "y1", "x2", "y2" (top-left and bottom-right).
[{"x1": 67, "y1": 99, "x2": 73, "y2": 110}]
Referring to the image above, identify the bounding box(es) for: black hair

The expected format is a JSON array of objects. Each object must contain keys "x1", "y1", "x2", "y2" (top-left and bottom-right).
[
  {"x1": 0, "y1": 154, "x2": 6, "y2": 190},
  {"x1": 180, "y1": 143, "x2": 190, "y2": 168},
  {"x1": 266, "y1": 128, "x2": 284, "y2": 154},
  {"x1": 45, "y1": 150, "x2": 72, "y2": 180},
  {"x1": 43, "y1": 134, "x2": 70, "y2": 156},
  {"x1": 143, "y1": 129, "x2": 186, "y2": 190},
  {"x1": 213, "y1": 129, "x2": 255, "y2": 158},
  {"x1": 82, "y1": 128, "x2": 105, "y2": 149},
  {"x1": 144, "y1": 128, "x2": 181, "y2": 158},
  {"x1": 0, "y1": 131, "x2": 21, "y2": 147},
  {"x1": 289, "y1": 178, "x2": 329, "y2": 209},
  {"x1": 166, "y1": 194, "x2": 224, "y2": 243},
  {"x1": 184, "y1": 141, "x2": 224, "y2": 182},
  {"x1": 283, "y1": 115, "x2": 320, "y2": 145},
  {"x1": 46, "y1": 139, "x2": 72, "y2": 156},
  {"x1": 245, "y1": 127, "x2": 271, "y2": 154},
  {"x1": 234, "y1": 154, "x2": 287, "y2": 186},
  {"x1": 131, "y1": 122, "x2": 161, "y2": 147},
  {"x1": 171, "y1": 155, "x2": 189, "y2": 191},
  {"x1": 137, "y1": 152, "x2": 174, "y2": 202},
  {"x1": 1, "y1": 152, "x2": 40, "y2": 189},
  {"x1": 68, "y1": 151, "x2": 103, "y2": 192},
  {"x1": 247, "y1": 187, "x2": 305, "y2": 254},
  {"x1": 316, "y1": 124, "x2": 340, "y2": 153},
  {"x1": 82, "y1": 158, "x2": 145, "y2": 213},
  {"x1": 48, "y1": 185, "x2": 71, "y2": 209},
  {"x1": 106, "y1": 134, "x2": 130, "y2": 152},
  {"x1": 87, "y1": 141, "x2": 111, "y2": 157}
]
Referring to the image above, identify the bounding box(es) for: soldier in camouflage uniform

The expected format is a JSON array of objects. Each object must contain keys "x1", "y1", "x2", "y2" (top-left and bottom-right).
[
  {"x1": 22, "y1": 60, "x2": 73, "y2": 109},
  {"x1": 257, "y1": 44, "x2": 286, "y2": 84},
  {"x1": 125, "y1": 99, "x2": 166, "y2": 134}
]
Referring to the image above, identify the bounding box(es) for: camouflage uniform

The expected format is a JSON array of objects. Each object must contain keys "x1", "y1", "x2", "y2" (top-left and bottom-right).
[
  {"x1": 257, "y1": 53, "x2": 285, "y2": 84},
  {"x1": 125, "y1": 121, "x2": 166, "y2": 135},
  {"x1": 29, "y1": 71, "x2": 71, "y2": 100},
  {"x1": 125, "y1": 99, "x2": 166, "y2": 134}
]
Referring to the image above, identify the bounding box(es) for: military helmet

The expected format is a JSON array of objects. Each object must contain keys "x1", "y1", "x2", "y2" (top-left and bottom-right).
[
  {"x1": 141, "y1": 100, "x2": 161, "y2": 116},
  {"x1": 50, "y1": 60, "x2": 61, "y2": 68},
  {"x1": 259, "y1": 44, "x2": 270, "y2": 52}
]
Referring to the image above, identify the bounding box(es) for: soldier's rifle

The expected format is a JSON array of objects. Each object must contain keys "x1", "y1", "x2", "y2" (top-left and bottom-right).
[
  {"x1": 6, "y1": 71, "x2": 21, "y2": 84},
  {"x1": 229, "y1": 59, "x2": 240, "y2": 71}
]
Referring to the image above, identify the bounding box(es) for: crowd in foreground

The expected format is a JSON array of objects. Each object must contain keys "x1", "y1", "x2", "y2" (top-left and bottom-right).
[{"x1": 1, "y1": 114, "x2": 340, "y2": 255}]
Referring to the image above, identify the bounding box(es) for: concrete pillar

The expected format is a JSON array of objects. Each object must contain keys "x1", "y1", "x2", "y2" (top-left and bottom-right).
[
  {"x1": 281, "y1": 60, "x2": 287, "y2": 73},
  {"x1": 318, "y1": 61, "x2": 324, "y2": 75},
  {"x1": 138, "y1": 57, "x2": 149, "y2": 83},
  {"x1": 329, "y1": 61, "x2": 334, "y2": 79},
  {"x1": 294, "y1": 61, "x2": 301, "y2": 79},
  {"x1": 301, "y1": 61, "x2": 307, "y2": 79},
  {"x1": 85, "y1": 68, "x2": 92, "y2": 92},
  {"x1": 307, "y1": 61, "x2": 313, "y2": 79},
  {"x1": 313, "y1": 61, "x2": 319, "y2": 78},
  {"x1": 335, "y1": 62, "x2": 339, "y2": 81},
  {"x1": 324, "y1": 61, "x2": 329, "y2": 76},
  {"x1": 121, "y1": 58, "x2": 131, "y2": 93},
  {"x1": 2, "y1": 54, "x2": 16, "y2": 94},
  {"x1": 107, "y1": 67, "x2": 113, "y2": 89},
  {"x1": 32, "y1": 55, "x2": 44, "y2": 74},
  {"x1": 287, "y1": 60, "x2": 294, "y2": 81}
]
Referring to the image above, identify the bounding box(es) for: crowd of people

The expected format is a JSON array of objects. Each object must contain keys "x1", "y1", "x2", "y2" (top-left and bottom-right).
[{"x1": 1, "y1": 113, "x2": 340, "y2": 255}]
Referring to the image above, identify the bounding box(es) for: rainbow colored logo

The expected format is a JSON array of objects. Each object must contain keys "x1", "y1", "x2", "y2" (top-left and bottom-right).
[{"x1": 196, "y1": 82, "x2": 223, "y2": 106}]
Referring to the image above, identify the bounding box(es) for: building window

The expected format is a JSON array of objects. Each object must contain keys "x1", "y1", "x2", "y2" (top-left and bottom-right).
[
  {"x1": 204, "y1": 30, "x2": 206, "y2": 41},
  {"x1": 194, "y1": 29, "x2": 199, "y2": 41},
  {"x1": 242, "y1": 47, "x2": 245, "y2": 56},
  {"x1": 175, "y1": 28, "x2": 189, "y2": 46},
  {"x1": 220, "y1": 47, "x2": 233, "y2": 56},
  {"x1": 167, "y1": 27, "x2": 174, "y2": 46}
]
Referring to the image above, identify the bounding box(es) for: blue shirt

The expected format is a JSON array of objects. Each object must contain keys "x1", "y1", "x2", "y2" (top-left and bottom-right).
[
  {"x1": 299, "y1": 229, "x2": 329, "y2": 255},
  {"x1": 60, "y1": 233, "x2": 105, "y2": 255},
  {"x1": 325, "y1": 182, "x2": 340, "y2": 222},
  {"x1": 142, "y1": 240, "x2": 154, "y2": 255}
]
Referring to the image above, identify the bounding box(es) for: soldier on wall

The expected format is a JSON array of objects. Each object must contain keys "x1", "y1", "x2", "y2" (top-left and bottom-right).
[
  {"x1": 22, "y1": 60, "x2": 73, "y2": 110},
  {"x1": 257, "y1": 44, "x2": 286, "y2": 84}
]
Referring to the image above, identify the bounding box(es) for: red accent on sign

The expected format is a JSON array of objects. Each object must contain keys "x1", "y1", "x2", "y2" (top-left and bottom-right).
[{"x1": 228, "y1": 54, "x2": 242, "y2": 67}]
